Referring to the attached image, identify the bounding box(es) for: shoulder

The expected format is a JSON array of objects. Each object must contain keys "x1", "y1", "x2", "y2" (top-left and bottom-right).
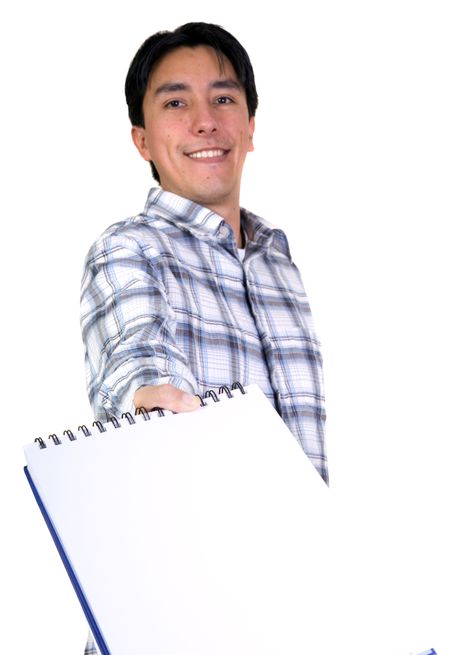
[
  {"x1": 84, "y1": 187, "x2": 204, "y2": 267},
  {"x1": 83, "y1": 211, "x2": 175, "y2": 270}
]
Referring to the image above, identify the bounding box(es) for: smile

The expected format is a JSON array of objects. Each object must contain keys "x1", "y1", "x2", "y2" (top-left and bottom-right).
[{"x1": 187, "y1": 149, "x2": 227, "y2": 159}]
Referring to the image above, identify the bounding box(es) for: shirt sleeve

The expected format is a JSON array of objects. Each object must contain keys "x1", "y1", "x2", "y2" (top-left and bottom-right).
[{"x1": 80, "y1": 231, "x2": 198, "y2": 420}]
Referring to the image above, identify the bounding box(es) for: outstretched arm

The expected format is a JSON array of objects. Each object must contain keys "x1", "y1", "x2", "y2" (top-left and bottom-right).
[{"x1": 81, "y1": 230, "x2": 199, "y2": 419}]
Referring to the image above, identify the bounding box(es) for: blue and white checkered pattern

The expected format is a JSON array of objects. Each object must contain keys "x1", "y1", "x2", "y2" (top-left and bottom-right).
[{"x1": 81, "y1": 187, "x2": 327, "y2": 482}]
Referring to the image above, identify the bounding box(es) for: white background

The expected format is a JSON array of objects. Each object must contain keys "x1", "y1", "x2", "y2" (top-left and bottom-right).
[{"x1": 0, "y1": 1, "x2": 449, "y2": 653}]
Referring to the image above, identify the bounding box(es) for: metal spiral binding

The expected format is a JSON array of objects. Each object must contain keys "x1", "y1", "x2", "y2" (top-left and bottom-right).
[
  {"x1": 204, "y1": 389, "x2": 219, "y2": 403},
  {"x1": 35, "y1": 382, "x2": 246, "y2": 447},
  {"x1": 122, "y1": 412, "x2": 135, "y2": 425},
  {"x1": 93, "y1": 420, "x2": 106, "y2": 434},
  {"x1": 135, "y1": 407, "x2": 150, "y2": 421},
  {"x1": 196, "y1": 394, "x2": 206, "y2": 407},
  {"x1": 219, "y1": 385, "x2": 233, "y2": 398},
  {"x1": 231, "y1": 381, "x2": 246, "y2": 394}
]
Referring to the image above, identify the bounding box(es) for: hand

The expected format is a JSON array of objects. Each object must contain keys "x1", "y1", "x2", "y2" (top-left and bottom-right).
[{"x1": 133, "y1": 383, "x2": 201, "y2": 413}]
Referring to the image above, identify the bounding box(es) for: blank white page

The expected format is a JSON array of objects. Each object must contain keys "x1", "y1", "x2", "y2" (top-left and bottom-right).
[{"x1": 24, "y1": 384, "x2": 333, "y2": 654}]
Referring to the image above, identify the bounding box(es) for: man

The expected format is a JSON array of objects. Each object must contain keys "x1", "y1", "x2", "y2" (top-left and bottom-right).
[
  {"x1": 82, "y1": 19, "x2": 327, "y2": 472},
  {"x1": 81, "y1": 20, "x2": 327, "y2": 654}
]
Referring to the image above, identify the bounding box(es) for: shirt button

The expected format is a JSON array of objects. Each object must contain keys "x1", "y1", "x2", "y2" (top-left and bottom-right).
[{"x1": 219, "y1": 226, "x2": 228, "y2": 237}]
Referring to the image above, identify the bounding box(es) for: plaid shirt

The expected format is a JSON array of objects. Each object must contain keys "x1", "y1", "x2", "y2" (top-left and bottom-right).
[
  {"x1": 81, "y1": 187, "x2": 327, "y2": 653},
  {"x1": 81, "y1": 187, "x2": 327, "y2": 479}
]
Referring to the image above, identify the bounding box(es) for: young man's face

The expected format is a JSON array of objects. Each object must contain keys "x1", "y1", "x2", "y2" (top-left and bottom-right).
[{"x1": 132, "y1": 45, "x2": 255, "y2": 216}]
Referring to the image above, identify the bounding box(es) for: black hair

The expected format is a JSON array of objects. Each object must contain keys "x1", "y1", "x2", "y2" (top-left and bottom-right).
[{"x1": 125, "y1": 22, "x2": 258, "y2": 182}]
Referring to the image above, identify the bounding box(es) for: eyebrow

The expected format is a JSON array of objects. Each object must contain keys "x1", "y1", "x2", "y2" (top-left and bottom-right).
[{"x1": 153, "y1": 78, "x2": 242, "y2": 97}]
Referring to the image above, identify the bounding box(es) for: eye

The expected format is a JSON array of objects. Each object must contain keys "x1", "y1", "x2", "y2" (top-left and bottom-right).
[
  {"x1": 216, "y1": 96, "x2": 234, "y2": 105},
  {"x1": 164, "y1": 99, "x2": 185, "y2": 109}
]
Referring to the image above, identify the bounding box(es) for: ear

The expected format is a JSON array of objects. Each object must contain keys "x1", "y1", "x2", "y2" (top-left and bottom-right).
[
  {"x1": 131, "y1": 126, "x2": 152, "y2": 162},
  {"x1": 248, "y1": 116, "x2": 255, "y2": 153}
]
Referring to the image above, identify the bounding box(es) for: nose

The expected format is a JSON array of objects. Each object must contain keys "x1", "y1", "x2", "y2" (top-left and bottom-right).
[{"x1": 191, "y1": 103, "x2": 217, "y2": 136}]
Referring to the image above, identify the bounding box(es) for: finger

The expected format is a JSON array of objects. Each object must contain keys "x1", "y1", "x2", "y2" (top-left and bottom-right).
[{"x1": 133, "y1": 384, "x2": 201, "y2": 413}]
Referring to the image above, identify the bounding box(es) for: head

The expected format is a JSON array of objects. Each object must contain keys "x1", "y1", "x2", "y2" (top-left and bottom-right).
[{"x1": 125, "y1": 22, "x2": 258, "y2": 184}]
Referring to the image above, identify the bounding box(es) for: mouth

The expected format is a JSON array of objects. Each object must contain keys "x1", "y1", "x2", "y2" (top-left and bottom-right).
[{"x1": 186, "y1": 148, "x2": 229, "y2": 160}]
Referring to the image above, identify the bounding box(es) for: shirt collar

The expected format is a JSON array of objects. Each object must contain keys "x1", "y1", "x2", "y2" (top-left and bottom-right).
[
  {"x1": 143, "y1": 187, "x2": 291, "y2": 259},
  {"x1": 241, "y1": 208, "x2": 292, "y2": 260},
  {"x1": 143, "y1": 188, "x2": 225, "y2": 240}
]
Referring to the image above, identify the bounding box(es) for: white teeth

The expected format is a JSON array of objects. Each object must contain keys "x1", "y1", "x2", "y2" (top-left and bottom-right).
[{"x1": 188, "y1": 149, "x2": 225, "y2": 159}]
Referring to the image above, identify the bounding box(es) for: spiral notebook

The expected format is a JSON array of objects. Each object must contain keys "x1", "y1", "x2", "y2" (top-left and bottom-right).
[{"x1": 24, "y1": 383, "x2": 332, "y2": 655}]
